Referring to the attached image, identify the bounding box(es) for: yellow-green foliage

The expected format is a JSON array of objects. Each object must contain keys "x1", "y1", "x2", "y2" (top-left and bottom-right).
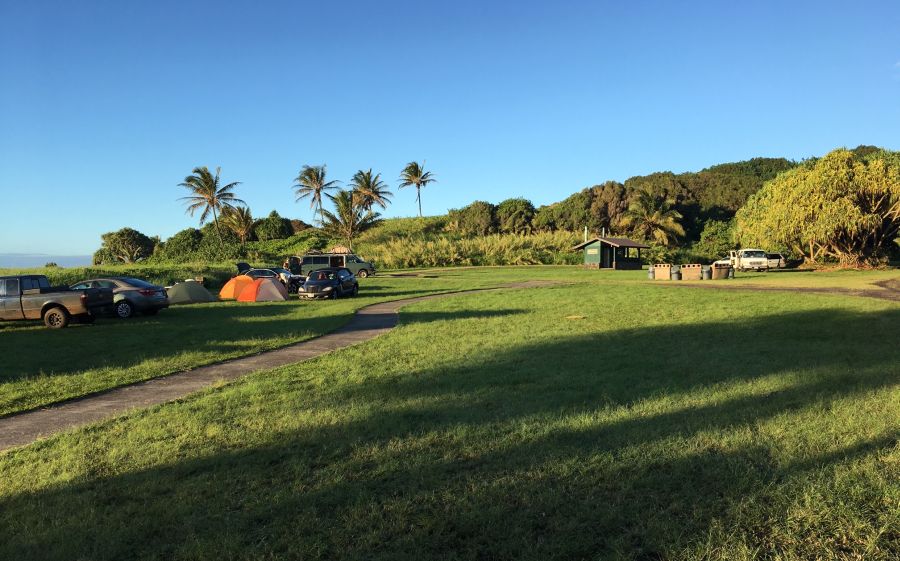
[
  {"x1": 357, "y1": 230, "x2": 582, "y2": 268},
  {"x1": 736, "y1": 148, "x2": 900, "y2": 266}
]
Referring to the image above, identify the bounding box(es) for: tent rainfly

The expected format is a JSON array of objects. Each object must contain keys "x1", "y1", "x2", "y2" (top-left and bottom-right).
[
  {"x1": 166, "y1": 281, "x2": 217, "y2": 305},
  {"x1": 571, "y1": 237, "x2": 650, "y2": 270},
  {"x1": 219, "y1": 275, "x2": 255, "y2": 300},
  {"x1": 237, "y1": 278, "x2": 288, "y2": 302}
]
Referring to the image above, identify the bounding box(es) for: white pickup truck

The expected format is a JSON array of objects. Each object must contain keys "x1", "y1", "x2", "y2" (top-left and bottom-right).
[{"x1": 714, "y1": 249, "x2": 770, "y2": 272}]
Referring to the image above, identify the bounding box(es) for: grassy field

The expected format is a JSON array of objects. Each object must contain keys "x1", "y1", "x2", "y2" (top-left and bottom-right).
[
  {"x1": 0, "y1": 271, "x2": 554, "y2": 416},
  {"x1": 1, "y1": 267, "x2": 898, "y2": 560}
]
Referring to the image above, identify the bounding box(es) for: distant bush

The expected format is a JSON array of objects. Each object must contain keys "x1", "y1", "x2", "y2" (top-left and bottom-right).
[
  {"x1": 3, "y1": 264, "x2": 236, "y2": 291},
  {"x1": 44, "y1": 262, "x2": 58, "y2": 268},
  {"x1": 254, "y1": 211, "x2": 294, "y2": 241},
  {"x1": 95, "y1": 228, "x2": 156, "y2": 264},
  {"x1": 447, "y1": 201, "x2": 497, "y2": 236},
  {"x1": 496, "y1": 198, "x2": 535, "y2": 234}
]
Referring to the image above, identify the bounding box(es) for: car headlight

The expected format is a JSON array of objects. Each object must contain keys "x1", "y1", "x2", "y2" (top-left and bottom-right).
[
  {"x1": 298, "y1": 286, "x2": 305, "y2": 292},
  {"x1": 323, "y1": 286, "x2": 333, "y2": 291}
]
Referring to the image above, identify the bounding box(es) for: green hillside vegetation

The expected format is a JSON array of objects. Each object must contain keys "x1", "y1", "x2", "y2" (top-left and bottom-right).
[{"x1": 87, "y1": 147, "x2": 898, "y2": 269}]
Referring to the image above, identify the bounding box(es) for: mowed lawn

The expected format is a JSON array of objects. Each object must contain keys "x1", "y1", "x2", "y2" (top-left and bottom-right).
[
  {"x1": 0, "y1": 271, "x2": 563, "y2": 416},
  {"x1": 1, "y1": 268, "x2": 899, "y2": 560}
]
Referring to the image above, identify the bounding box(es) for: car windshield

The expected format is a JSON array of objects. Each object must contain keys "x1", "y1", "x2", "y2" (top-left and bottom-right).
[
  {"x1": 310, "y1": 271, "x2": 336, "y2": 281},
  {"x1": 743, "y1": 251, "x2": 766, "y2": 258},
  {"x1": 120, "y1": 277, "x2": 156, "y2": 288}
]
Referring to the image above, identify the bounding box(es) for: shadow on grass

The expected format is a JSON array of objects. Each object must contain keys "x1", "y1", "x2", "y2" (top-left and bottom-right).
[
  {"x1": 2, "y1": 307, "x2": 899, "y2": 559},
  {"x1": 0, "y1": 282, "x2": 470, "y2": 384}
]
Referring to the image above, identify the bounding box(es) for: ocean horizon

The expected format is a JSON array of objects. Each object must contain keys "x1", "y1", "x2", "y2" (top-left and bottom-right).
[{"x1": 0, "y1": 253, "x2": 93, "y2": 268}]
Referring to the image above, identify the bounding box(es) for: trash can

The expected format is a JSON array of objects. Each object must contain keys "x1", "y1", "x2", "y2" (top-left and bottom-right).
[
  {"x1": 711, "y1": 263, "x2": 731, "y2": 280},
  {"x1": 647, "y1": 266, "x2": 655, "y2": 280},
  {"x1": 671, "y1": 265, "x2": 682, "y2": 281},
  {"x1": 701, "y1": 266, "x2": 712, "y2": 280}
]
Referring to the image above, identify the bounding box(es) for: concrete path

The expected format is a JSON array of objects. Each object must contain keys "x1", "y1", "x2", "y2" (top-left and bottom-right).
[{"x1": 0, "y1": 282, "x2": 553, "y2": 453}]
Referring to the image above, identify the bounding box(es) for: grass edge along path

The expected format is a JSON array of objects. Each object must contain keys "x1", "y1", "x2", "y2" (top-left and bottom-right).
[{"x1": 0, "y1": 281, "x2": 555, "y2": 453}]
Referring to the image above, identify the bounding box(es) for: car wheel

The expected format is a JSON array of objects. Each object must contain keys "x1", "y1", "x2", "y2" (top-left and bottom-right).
[
  {"x1": 115, "y1": 300, "x2": 134, "y2": 319},
  {"x1": 357, "y1": 269, "x2": 369, "y2": 278},
  {"x1": 352, "y1": 285, "x2": 359, "y2": 297},
  {"x1": 43, "y1": 307, "x2": 69, "y2": 329}
]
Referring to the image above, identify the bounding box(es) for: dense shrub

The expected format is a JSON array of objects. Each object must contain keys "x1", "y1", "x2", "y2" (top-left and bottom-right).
[
  {"x1": 496, "y1": 198, "x2": 535, "y2": 234},
  {"x1": 95, "y1": 228, "x2": 156, "y2": 264},
  {"x1": 447, "y1": 201, "x2": 496, "y2": 235},
  {"x1": 692, "y1": 220, "x2": 735, "y2": 261},
  {"x1": 736, "y1": 148, "x2": 900, "y2": 267},
  {"x1": 254, "y1": 211, "x2": 294, "y2": 241}
]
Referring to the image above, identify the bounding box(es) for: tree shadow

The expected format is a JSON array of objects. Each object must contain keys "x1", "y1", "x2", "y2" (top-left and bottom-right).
[{"x1": 2, "y1": 307, "x2": 899, "y2": 559}]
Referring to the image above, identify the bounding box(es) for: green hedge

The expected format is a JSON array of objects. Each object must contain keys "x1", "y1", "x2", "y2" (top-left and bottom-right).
[{"x1": 0, "y1": 264, "x2": 237, "y2": 291}]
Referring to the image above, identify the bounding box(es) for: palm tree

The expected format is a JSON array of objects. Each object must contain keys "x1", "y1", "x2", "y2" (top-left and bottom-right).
[
  {"x1": 221, "y1": 206, "x2": 257, "y2": 245},
  {"x1": 320, "y1": 189, "x2": 383, "y2": 250},
  {"x1": 349, "y1": 169, "x2": 392, "y2": 211},
  {"x1": 618, "y1": 190, "x2": 685, "y2": 246},
  {"x1": 293, "y1": 165, "x2": 340, "y2": 224},
  {"x1": 178, "y1": 166, "x2": 244, "y2": 245},
  {"x1": 398, "y1": 161, "x2": 436, "y2": 217}
]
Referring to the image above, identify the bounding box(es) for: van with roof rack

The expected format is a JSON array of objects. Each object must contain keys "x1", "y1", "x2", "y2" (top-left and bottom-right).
[{"x1": 288, "y1": 252, "x2": 376, "y2": 278}]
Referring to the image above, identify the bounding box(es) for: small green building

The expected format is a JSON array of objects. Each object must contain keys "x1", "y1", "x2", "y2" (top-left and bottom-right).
[{"x1": 572, "y1": 237, "x2": 649, "y2": 270}]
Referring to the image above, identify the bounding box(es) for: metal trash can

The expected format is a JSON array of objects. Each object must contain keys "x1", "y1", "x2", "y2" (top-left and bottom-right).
[
  {"x1": 671, "y1": 265, "x2": 682, "y2": 281},
  {"x1": 701, "y1": 266, "x2": 712, "y2": 280},
  {"x1": 647, "y1": 266, "x2": 655, "y2": 280},
  {"x1": 712, "y1": 263, "x2": 731, "y2": 280}
]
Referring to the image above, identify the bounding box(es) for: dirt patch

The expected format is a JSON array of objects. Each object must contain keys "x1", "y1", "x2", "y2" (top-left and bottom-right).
[{"x1": 660, "y1": 279, "x2": 900, "y2": 303}]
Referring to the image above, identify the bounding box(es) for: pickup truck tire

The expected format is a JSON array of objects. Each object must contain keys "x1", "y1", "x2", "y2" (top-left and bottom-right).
[
  {"x1": 43, "y1": 307, "x2": 70, "y2": 329},
  {"x1": 115, "y1": 300, "x2": 134, "y2": 319},
  {"x1": 357, "y1": 270, "x2": 369, "y2": 278}
]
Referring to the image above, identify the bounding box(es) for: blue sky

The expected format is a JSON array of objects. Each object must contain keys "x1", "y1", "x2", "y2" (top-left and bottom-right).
[{"x1": 1, "y1": 0, "x2": 899, "y2": 255}]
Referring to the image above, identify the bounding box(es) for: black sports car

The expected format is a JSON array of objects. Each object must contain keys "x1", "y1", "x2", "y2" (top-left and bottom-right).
[{"x1": 297, "y1": 268, "x2": 359, "y2": 299}]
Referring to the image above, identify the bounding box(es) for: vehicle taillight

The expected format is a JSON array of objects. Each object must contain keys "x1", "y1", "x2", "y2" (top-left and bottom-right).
[
  {"x1": 80, "y1": 293, "x2": 87, "y2": 303},
  {"x1": 139, "y1": 289, "x2": 158, "y2": 297}
]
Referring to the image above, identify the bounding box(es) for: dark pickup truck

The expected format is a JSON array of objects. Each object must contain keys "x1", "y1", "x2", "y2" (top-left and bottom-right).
[{"x1": 0, "y1": 275, "x2": 114, "y2": 328}]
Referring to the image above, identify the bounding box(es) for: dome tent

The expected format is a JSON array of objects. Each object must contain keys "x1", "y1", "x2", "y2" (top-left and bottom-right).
[
  {"x1": 237, "y1": 278, "x2": 288, "y2": 302},
  {"x1": 219, "y1": 275, "x2": 254, "y2": 300},
  {"x1": 166, "y1": 281, "x2": 217, "y2": 305}
]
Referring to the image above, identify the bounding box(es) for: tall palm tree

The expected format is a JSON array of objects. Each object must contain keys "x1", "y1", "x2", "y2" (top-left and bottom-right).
[
  {"x1": 398, "y1": 161, "x2": 436, "y2": 217},
  {"x1": 349, "y1": 168, "x2": 392, "y2": 211},
  {"x1": 293, "y1": 165, "x2": 340, "y2": 224},
  {"x1": 320, "y1": 189, "x2": 383, "y2": 250},
  {"x1": 221, "y1": 206, "x2": 257, "y2": 245},
  {"x1": 178, "y1": 166, "x2": 244, "y2": 245},
  {"x1": 618, "y1": 190, "x2": 685, "y2": 246}
]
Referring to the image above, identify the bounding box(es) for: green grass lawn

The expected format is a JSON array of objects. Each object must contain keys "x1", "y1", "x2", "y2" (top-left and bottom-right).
[
  {"x1": 0, "y1": 271, "x2": 558, "y2": 416},
  {"x1": 1, "y1": 267, "x2": 898, "y2": 560}
]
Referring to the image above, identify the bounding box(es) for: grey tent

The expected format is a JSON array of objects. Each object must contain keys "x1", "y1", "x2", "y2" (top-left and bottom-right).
[{"x1": 166, "y1": 281, "x2": 217, "y2": 305}]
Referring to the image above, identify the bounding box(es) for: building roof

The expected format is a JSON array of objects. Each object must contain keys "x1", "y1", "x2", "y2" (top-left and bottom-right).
[{"x1": 571, "y1": 237, "x2": 650, "y2": 251}]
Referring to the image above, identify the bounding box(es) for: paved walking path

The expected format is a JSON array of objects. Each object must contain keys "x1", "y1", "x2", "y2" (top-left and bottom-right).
[{"x1": 0, "y1": 282, "x2": 553, "y2": 453}]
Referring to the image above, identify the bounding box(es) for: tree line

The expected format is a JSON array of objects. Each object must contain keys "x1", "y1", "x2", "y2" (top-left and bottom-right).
[{"x1": 93, "y1": 146, "x2": 899, "y2": 267}]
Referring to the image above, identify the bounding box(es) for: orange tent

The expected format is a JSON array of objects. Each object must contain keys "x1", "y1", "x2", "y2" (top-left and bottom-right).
[
  {"x1": 219, "y1": 275, "x2": 254, "y2": 300},
  {"x1": 236, "y1": 278, "x2": 289, "y2": 302}
]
